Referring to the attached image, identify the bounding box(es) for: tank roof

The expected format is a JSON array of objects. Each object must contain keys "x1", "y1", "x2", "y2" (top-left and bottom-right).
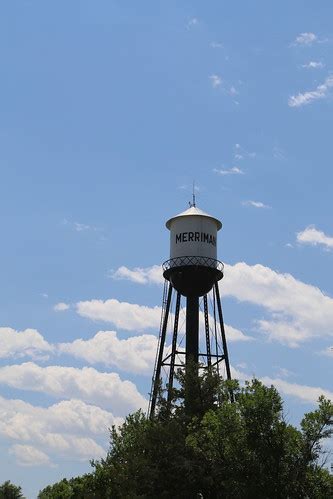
[{"x1": 166, "y1": 205, "x2": 222, "y2": 230}]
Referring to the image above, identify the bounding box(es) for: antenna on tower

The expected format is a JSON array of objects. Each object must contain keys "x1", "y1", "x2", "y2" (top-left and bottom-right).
[{"x1": 189, "y1": 181, "x2": 196, "y2": 207}]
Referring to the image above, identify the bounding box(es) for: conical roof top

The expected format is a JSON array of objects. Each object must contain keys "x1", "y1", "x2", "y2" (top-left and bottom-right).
[{"x1": 166, "y1": 205, "x2": 222, "y2": 230}]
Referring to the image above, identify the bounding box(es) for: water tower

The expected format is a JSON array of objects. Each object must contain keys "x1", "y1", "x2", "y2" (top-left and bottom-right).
[{"x1": 149, "y1": 199, "x2": 232, "y2": 418}]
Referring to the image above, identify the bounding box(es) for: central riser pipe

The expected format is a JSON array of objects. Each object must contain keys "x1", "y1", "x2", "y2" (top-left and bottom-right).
[
  {"x1": 186, "y1": 295, "x2": 199, "y2": 366},
  {"x1": 185, "y1": 295, "x2": 199, "y2": 416}
]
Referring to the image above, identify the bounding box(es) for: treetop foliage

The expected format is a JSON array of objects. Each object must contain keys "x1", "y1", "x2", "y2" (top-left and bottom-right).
[
  {"x1": 0, "y1": 481, "x2": 25, "y2": 499},
  {"x1": 37, "y1": 372, "x2": 333, "y2": 498}
]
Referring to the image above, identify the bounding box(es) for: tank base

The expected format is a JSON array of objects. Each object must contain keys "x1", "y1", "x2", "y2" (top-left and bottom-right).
[{"x1": 163, "y1": 265, "x2": 223, "y2": 297}]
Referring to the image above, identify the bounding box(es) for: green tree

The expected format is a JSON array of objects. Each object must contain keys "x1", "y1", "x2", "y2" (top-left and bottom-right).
[
  {"x1": 0, "y1": 481, "x2": 24, "y2": 499},
  {"x1": 37, "y1": 475, "x2": 98, "y2": 499},
  {"x1": 38, "y1": 373, "x2": 333, "y2": 498},
  {"x1": 91, "y1": 376, "x2": 333, "y2": 498}
]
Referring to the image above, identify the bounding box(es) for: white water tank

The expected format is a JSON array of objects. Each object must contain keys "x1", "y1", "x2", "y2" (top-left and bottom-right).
[
  {"x1": 166, "y1": 205, "x2": 222, "y2": 262},
  {"x1": 163, "y1": 205, "x2": 223, "y2": 296}
]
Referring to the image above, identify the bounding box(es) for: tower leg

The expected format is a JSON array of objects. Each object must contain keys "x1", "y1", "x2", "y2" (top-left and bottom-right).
[
  {"x1": 214, "y1": 282, "x2": 234, "y2": 402},
  {"x1": 214, "y1": 282, "x2": 231, "y2": 381},
  {"x1": 203, "y1": 294, "x2": 211, "y2": 367},
  {"x1": 149, "y1": 283, "x2": 173, "y2": 419},
  {"x1": 167, "y1": 291, "x2": 181, "y2": 410}
]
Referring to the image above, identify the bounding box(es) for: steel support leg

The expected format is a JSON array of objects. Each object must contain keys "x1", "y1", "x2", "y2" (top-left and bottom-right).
[
  {"x1": 167, "y1": 291, "x2": 181, "y2": 409},
  {"x1": 149, "y1": 283, "x2": 173, "y2": 418}
]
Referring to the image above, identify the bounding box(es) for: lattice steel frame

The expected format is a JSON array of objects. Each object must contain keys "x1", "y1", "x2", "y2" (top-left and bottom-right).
[{"x1": 148, "y1": 279, "x2": 232, "y2": 418}]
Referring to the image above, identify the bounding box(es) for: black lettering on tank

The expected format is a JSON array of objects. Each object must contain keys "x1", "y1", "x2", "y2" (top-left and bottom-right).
[
  {"x1": 182, "y1": 233, "x2": 188, "y2": 242},
  {"x1": 188, "y1": 231, "x2": 194, "y2": 241},
  {"x1": 176, "y1": 234, "x2": 181, "y2": 244},
  {"x1": 195, "y1": 232, "x2": 200, "y2": 242},
  {"x1": 203, "y1": 233, "x2": 209, "y2": 243}
]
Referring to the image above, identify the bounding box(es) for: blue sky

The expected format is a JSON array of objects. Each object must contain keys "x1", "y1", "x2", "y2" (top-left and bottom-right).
[{"x1": 0, "y1": 1, "x2": 333, "y2": 496}]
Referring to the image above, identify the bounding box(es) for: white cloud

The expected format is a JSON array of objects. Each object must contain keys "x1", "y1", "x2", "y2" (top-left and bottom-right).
[
  {"x1": 232, "y1": 145, "x2": 256, "y2": 162},
  {"x1": 74, "y1": 297, "x2": 253, "y2": 347},
  {"x1": 54, "y1": 302, "x2": 70, "y2": 311},
  {"x1": 210, "y1": 41, "x2": 223, "y2": 49},
  {"x1": 0, "y1": 362, "x2": 147, "y2": 415},
  {"x1": 213, "y1": 167, "x2": 244, "y2": 176},
  {"x1": 274, "y1": 367, "x2": 295, "y2": 379},
  {"x1": 273, "y1": 145, "x2": 286, "y2": 160},
  {"x1": 74, "y1": 222, "x2": 91, "y2": 232},
  {"x1": 209, "y1": 74, "x2": 222, "y2": 88},
  {"x1": 59, "y1": 331, "x2": 158, "y2": 374},
  {"x1": 289, "y1": 75, "x2": 333, "y2": 107},
  {"x1": 223, "y1": 262, "x2": 333, "y2": 347},
  {"x1": 301, "y1": 61, "x2": 325, "y2": 69},
  {"x1": 0, "y1": 395, "x2": 122, "y2": 466},
  {"x1": 233, "y1": 366, "x2": 333, "y2": 404},
  {"x1": 187, "y1": 18, "x2": 198, "y2": 28},
  {"x1": 197, "y1": 312, "x2": 253, "y2": 343},
  {"x1": 233, "y1": 144, "x2": 256, "y2": 161},
  {"x1": 9, "y1": 444, "x2": 52, "y2": 467},
  {"x1": 63, "y1": 219, "x2": 103, "y2": 234},
  {"x1": 0, "y1": 327, "x2": 52, "y2": 360},
  {"x1": 0, "y1": 325, "x2": 158, "y2": 375},
  {"x1": 296, "y1": 226, "x2": 333, "y2": 250},
  {"x1": 111, "y1": 265, "x2": 162, "y2": 285},
  {"x1": 113, "y1": 262, "x2": 333, "y2": 347},
  {"x1": 225, "y1": 324, "x2": 254, "y2": 342},
  {"x1": 76, "y1": 298, "x2": 162, "y2": 332},
  {"x1": 242, "y1": 200, "x2": 271, "y2": 209},
  {"x1": 294, "y1": 32, "x2": 317, "y2": 46},
  {"x1": 261, "y1": 377, "x2": 333, "y2": 404}
]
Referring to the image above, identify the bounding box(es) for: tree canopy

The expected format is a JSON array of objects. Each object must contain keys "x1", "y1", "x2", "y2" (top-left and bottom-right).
[
  {"x1": 0, "y1": 481, "x2": 25, "y2": 499},
  {"x1": 38, "y1": 373, "x2": 333, "y2": 498}
]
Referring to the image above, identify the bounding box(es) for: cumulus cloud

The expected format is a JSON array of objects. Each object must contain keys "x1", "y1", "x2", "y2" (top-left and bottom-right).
[
  {"x1": 294, "y1": 32, "x2": 317, "y2": 46},
  {"x1": 76, "y1": 298, "x2": 162, "y2": 332},
  {"x1": 223, "y1": 262, "x2": 333, "y2": 347},
  {"x1": 296, "y1": 226, "x2": 333, "y2": 250},
  {"x1": 1, "y1": 395, "x2": 121, "y2": 466},
  {"x1": 301, "y1": 61, "x2": 325, "y2": 69},
  {"x1": 54, "y1": 302, "x2": 70, "y2": 311},
  {"x1": 197, "y1": 313, "x2": 252, "y2": 344},
  {"x1": 74, "y1": 298, "x2": 252, "y2": 346},
  {"x1": 242, "y1": 200, "x2": 271, "y2": 209},
  {"x1": 111, "y1": 262, "x2": 333, "y2": 347},
  {"x1": 233, "y1": 366, "x2": 333, "y2": 404},
  {"x1": 0, "y1": 325, "x2": 158, "y2": 375},
  {"x1": 111, "y1": 265, "x2": 162, "y2": 285},
  {"x1": 213, "y1": 167, "x2": 244, "y2": 176},
  {"x1": 209, "y1": 74, "x2": 222, "y2": 88},
  {"x1": 0, "y1": 327, "x2": 52, "y2": 360},
  {"x1": 260, "y1": 377, "x2": 333, "y2": 404},
  {"x1": 59, "y1": 331, "x2": 158, "y2": 374},
  {"x1": 224, "y1": 324, "x2": 254, "y2": 342},
  {"x1": 0, "y1": 362, "x2": 147, "y2": 415},
  {"x1": 288, "y1": 75, "x2": 333, "y2": 108},
  {"x1": 9, "y1": 444, "x2": 52, "y2": 467}
]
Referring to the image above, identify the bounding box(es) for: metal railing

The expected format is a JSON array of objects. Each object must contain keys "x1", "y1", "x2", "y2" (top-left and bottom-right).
[{"x1": 163, "y1": 256, "x2": 224, "y2": 273}]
